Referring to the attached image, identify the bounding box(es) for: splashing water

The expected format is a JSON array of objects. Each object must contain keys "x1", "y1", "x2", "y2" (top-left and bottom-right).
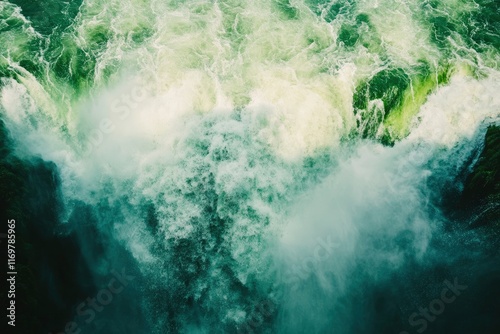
[{"x1": 1, "y1": 0, "x2": 499, "y2": 333}]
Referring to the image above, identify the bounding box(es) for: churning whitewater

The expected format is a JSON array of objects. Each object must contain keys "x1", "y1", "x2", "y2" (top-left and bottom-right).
[{"x1": 0, "y1": 0, "x2": 499, "y2": 333}]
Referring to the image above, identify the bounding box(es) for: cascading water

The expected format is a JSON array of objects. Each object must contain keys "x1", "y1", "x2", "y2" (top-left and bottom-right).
[{"x1": 0, "y1": 0, "x2": 499, "y2": 333}]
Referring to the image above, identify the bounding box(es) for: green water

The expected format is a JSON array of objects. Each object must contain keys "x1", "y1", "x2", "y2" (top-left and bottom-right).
[{"x1": 0, "y1": 0, "x2": 499, "y2": 333}]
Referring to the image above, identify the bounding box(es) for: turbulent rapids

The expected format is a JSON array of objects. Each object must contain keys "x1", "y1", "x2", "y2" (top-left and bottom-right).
[{"x1": 0, "y1": 0, "x2": 499, "y2": 333}]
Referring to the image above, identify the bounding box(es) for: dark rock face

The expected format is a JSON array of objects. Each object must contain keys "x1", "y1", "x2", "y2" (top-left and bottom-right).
[
  {"x1": 461, "y1": 125, "x2": 500, "y2": 228},
  {"x1": 0, "y1": 119, "x2": 148, "y2": 334},
  {"x1": 0, "y1": 119, "x2": 93, "y2": 333}
]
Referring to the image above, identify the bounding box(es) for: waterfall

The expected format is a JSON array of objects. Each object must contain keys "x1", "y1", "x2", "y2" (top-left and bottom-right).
[{"x1": 1, "y1": 0, "x2": 499, "y2": 333}]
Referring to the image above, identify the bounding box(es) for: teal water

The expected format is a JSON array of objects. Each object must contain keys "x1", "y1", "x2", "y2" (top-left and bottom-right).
[{"x1": 0, "y1": 0, "x2": 499, "y2": 333}]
